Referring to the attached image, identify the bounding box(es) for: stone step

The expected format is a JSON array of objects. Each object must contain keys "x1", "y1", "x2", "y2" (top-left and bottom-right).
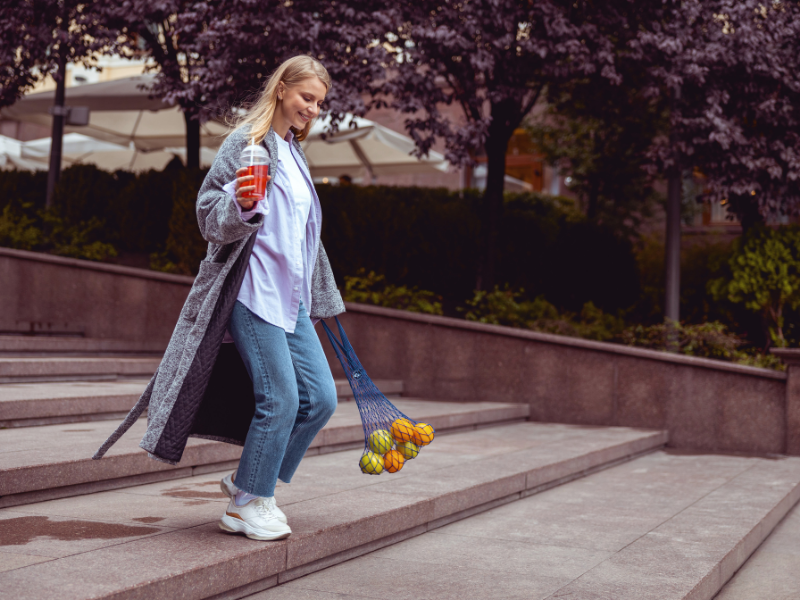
[
  {"x1": 0, "y1": 335, "x2": 165, "y2": 357},
  {"x1": 0, "y1": 357, "x2": 162, "y2": 384},
  {"x1": 0, "y1": 422, "x2": 667, "y2": 600},
  {"x1": 245, "y1": 449, "x2": 800, "y2": 600},
  {"x1": 713, "y1": 488, "x2": 800, "y2": 599},
  {"x1": 0, "y1": 379, "x2": 404, "y2": 428},
  {"x1": 0, "y1": 399, "x2": 529, "y2": 508}
]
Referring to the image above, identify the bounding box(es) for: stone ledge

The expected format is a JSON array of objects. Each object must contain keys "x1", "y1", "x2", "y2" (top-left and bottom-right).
[
  {"x1": 344, "y1": 302, "x2": 787, "y2": 380},
  {"x1": 0, "y1": 246, "x2": 195, "y2": 285}
]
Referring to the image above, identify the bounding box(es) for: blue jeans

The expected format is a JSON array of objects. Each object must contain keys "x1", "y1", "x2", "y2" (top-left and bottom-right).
[{"x1": 229, "y1": 299, "x2": 337, "y2": 497}]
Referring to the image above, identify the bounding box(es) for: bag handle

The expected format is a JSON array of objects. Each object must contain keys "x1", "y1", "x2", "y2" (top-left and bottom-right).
[{"x1": 320, "y1": 317, "x2": 361, "y2": 377}]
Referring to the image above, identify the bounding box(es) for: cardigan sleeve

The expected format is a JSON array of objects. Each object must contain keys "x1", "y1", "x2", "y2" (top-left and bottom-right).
[{"x1": 196, "y1": 128, "x2": 263, "y2": 244}]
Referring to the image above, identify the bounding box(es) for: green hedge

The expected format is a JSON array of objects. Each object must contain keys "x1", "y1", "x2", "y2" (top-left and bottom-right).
[
  {"x1": 0, "y1": 165, "x2": 641, "y2": 317},
  {"x1": 317, "y1": 184, "x2": 640, "y2": 315}
]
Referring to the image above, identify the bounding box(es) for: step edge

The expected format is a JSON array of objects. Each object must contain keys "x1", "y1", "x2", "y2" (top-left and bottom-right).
[
  {"x1": 0, "y1": 413, "x2": 537, "y2": 503},
  {"x1": 685, "y1": 481, "x2": 800, "y2": 600}
]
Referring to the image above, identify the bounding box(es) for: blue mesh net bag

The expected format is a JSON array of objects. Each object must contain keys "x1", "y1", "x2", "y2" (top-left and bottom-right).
[{"x1": 321, "y1": 317, "x2": 435, "y2": 475}]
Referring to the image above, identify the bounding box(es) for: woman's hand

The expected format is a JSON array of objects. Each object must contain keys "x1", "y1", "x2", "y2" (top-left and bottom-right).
[{"x1": 234, "y1": 167, "x2": 271, "y2": 211}]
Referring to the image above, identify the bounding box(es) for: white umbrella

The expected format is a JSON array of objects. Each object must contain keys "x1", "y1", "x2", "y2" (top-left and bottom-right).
[
  {"x1": 1, "y1": 74, "x2": 229, "y2": 151},
  {"x1": 0, "y1": 135, "x2": 47, "y2": 170},
  {"x1": 302, "y1": 114, "x2": 450, "y2": 180},
  {"x1": 1, "y1": 133, "x2": 217, "y2": 173}
]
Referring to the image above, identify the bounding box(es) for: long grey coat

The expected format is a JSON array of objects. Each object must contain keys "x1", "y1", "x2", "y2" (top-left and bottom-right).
[{"x1": 93, "y1": 126, "x2": 345, "y2": 465}]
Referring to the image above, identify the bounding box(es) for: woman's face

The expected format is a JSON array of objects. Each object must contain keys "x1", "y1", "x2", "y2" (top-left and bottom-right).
[{"x1": 276, "y1": 76, "x2": 327, "y2": 133}]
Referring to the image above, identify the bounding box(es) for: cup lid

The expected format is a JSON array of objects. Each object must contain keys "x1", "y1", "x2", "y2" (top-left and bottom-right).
[{"x1": 240, "y1": 138, "x2": 269, "y2": 164}]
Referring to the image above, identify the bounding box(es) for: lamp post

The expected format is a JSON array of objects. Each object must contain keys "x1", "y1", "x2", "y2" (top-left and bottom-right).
[
  {"x1": 45, "y1": 51, "x2": 67, "y2": 209},
  {"x1": 664, "y1": 87, "x2": 682, "y2": 349}
]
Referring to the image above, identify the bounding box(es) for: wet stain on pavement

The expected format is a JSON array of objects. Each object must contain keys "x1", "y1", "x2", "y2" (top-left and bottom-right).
[
  {"x1": 0, "y1": 516, "x2": 161, "y2": 546},
  {"x1": 161, "y1": 485, "x2": 226, "y2": 500},
  {"x1": 132, "y1": 517, "x2": 166, "y2": 524}
]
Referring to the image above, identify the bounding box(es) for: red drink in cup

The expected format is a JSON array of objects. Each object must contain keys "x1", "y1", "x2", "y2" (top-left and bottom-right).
[
  {"x1": 243, "y1": 164, "x2": 269, "y2": 200},
  {"x1": 239, "y1": 139, "x2": 270, "y2": 202}
]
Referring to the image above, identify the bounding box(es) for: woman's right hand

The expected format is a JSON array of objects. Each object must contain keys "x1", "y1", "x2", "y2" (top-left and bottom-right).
[{"x1": 234, "y1": 167, "x2": 270, "y2": 211}]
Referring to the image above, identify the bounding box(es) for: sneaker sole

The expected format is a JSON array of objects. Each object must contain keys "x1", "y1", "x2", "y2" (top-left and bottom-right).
[{"x1": 219, "y1": 514, "x2": 291, "y2": 541}]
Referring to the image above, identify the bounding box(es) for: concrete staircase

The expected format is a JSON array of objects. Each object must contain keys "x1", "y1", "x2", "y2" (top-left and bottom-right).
[{"x1": 0, "y1": 335, "x2": 798, "y2": 600}]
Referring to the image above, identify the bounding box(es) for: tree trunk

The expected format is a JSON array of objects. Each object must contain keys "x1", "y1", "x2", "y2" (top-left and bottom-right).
[
  {"x1": 738, "y1": 198, "x2": 764, "y2": 235},
  {"x1": 184, "y1": 112, "x2": 200, "y2": 169},
  {"x1": 586, "y1": 178, "x2": 600, "y2": 221},
  {"x1": 476, "y1": 102, "x2": 519, "y2": 292},
  {"x1": 45, "y1": 50, "x2": 67, "y2": 208}
]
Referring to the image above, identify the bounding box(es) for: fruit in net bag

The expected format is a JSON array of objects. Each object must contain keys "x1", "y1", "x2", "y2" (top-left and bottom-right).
[
  {"x1": 383, "y1": 449, "x2": 405, "y2": 473},
  {"x1": 359, "y1": 452, "x2": 384, "y2": 474},
  {"x1": 391, "y1": 418, "x2": 416, "y2": 443},
  {"x1": 368, "y1": 429, "x2": 394, "y2": 454},
  {"x1": 396, "y1": 440, "x2": 420, "y2": 459},
  {"x1": 413, "y1": 423, "x2": 435, "y2": 446}
]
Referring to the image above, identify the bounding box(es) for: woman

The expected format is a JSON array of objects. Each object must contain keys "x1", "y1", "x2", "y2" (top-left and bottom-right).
[{"x1": 93, "y1": 56, "x2": 346, "y2": 542}]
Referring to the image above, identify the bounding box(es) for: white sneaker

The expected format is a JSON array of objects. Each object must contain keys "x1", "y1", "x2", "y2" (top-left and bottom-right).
[
  {"x1": 220, "y1": 471, "x2": 238, "y2": 498},
  {"x1": 220, "y1": 471, "x2": 288, "y2": 525},
  {"x1": 219, "y1": 496, "x2": 292, "y2": 541}
]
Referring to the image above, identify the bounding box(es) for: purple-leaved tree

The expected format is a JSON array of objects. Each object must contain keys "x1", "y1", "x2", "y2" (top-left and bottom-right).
[
  {"x1": 178, "y1": 0, "x2": 388, "y2": 130},
  {"x1": 633, "y1": 0, "x2": 800, "y2": 224},
  {"x1": 99, "y1": 0, "x2": 389, "y2": 169},
  {"x1": 353, "y1": 0, "x2": 622, "y2": 290},
  {"x1": 629, "y1": 0, "x2": 800, "y2": 323},
  {"x1": 96, "y1": 0, "x2": 235, "y2": 170},
  {"x1": 0, "y1": 0, "x2": 110, "y2": 205}
]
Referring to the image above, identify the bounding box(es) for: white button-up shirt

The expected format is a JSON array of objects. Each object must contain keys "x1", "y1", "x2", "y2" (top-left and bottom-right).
[{"x1": 223, "y1": 130, "x2": 318, "y2": 334}]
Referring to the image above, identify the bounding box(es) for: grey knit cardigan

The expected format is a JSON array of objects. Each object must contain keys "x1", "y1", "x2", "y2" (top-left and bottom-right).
[{"x1": 93, "y1": 126, "x2": 345, "y2": 465}]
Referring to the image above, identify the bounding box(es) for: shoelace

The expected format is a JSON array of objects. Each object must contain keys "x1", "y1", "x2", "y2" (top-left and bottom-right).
[{"x1": 254, "y1": 497, "x2": 280, "y2": 520}]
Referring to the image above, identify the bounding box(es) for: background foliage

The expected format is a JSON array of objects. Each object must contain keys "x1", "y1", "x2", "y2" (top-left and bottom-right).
[{"x1": 0, "y1": 165, "x2": 794, "y2": 366}]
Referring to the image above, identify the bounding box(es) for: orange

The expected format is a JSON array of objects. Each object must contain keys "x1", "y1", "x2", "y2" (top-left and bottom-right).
[
  {"x1": 391, "y1": 418, "x2": 415, "y2": 443},
  {"x1": 383, "y1": 449, "x2": 405, "y2": 473},
  {"x1": 413, "y1": 422, "x2": 435, "y2": 446}
]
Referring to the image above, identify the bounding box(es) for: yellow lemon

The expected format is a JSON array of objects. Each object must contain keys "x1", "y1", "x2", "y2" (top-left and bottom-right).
[
  {"x1": 368, "y1": 429, "x2": 394, "y2": 454},
  {"x1": 359, "y1": 451, "x2": 384, "y2": 475},
  {"x1": 396, "y1": 440, "x2": 420, "y2": 459}
]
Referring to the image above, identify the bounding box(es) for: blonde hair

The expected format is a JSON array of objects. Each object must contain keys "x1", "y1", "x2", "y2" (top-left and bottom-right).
[{"x1": 234, "y1": 55, "x2": 331, "y2": 144}]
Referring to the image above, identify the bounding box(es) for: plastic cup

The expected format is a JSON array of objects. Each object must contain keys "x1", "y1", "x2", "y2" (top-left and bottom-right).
[{"x1": 239, "y1": 141, "x2": 269, "y2": 201}]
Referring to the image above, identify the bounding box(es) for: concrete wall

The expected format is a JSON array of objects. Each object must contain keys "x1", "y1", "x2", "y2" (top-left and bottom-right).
[
  {"x1": 330, "y1": 304, "x2": 790, "y2": 456},
  {"x1": 0, "y1": 248, "x2": 192, "y2": 350},
  {"x1": 1, "y1": 248, "x2": 793, "y2": 455}
]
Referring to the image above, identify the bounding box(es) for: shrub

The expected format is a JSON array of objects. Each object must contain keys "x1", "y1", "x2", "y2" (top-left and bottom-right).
[
  {"x1": 0, "y1": 202, "x2": 42, "y2": 250},
  {"x1": 459, "y1": 286, "x2": 626, "y2": 341},
  {"x1": 709, "y1": 225, "x2": 800, "y2": 348},
  {"x1": 161, "y1": 169, "x2": 208, "y2": 275},
  {"x1": 620, "y1": 320, "x2": 784, "y2": 370},
  {"x1": 0, "y1": 198, "x2": 116, "y2": 262},
  {"x1": 342, "y1": 270, "x2": 443, "y2": 315}
]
